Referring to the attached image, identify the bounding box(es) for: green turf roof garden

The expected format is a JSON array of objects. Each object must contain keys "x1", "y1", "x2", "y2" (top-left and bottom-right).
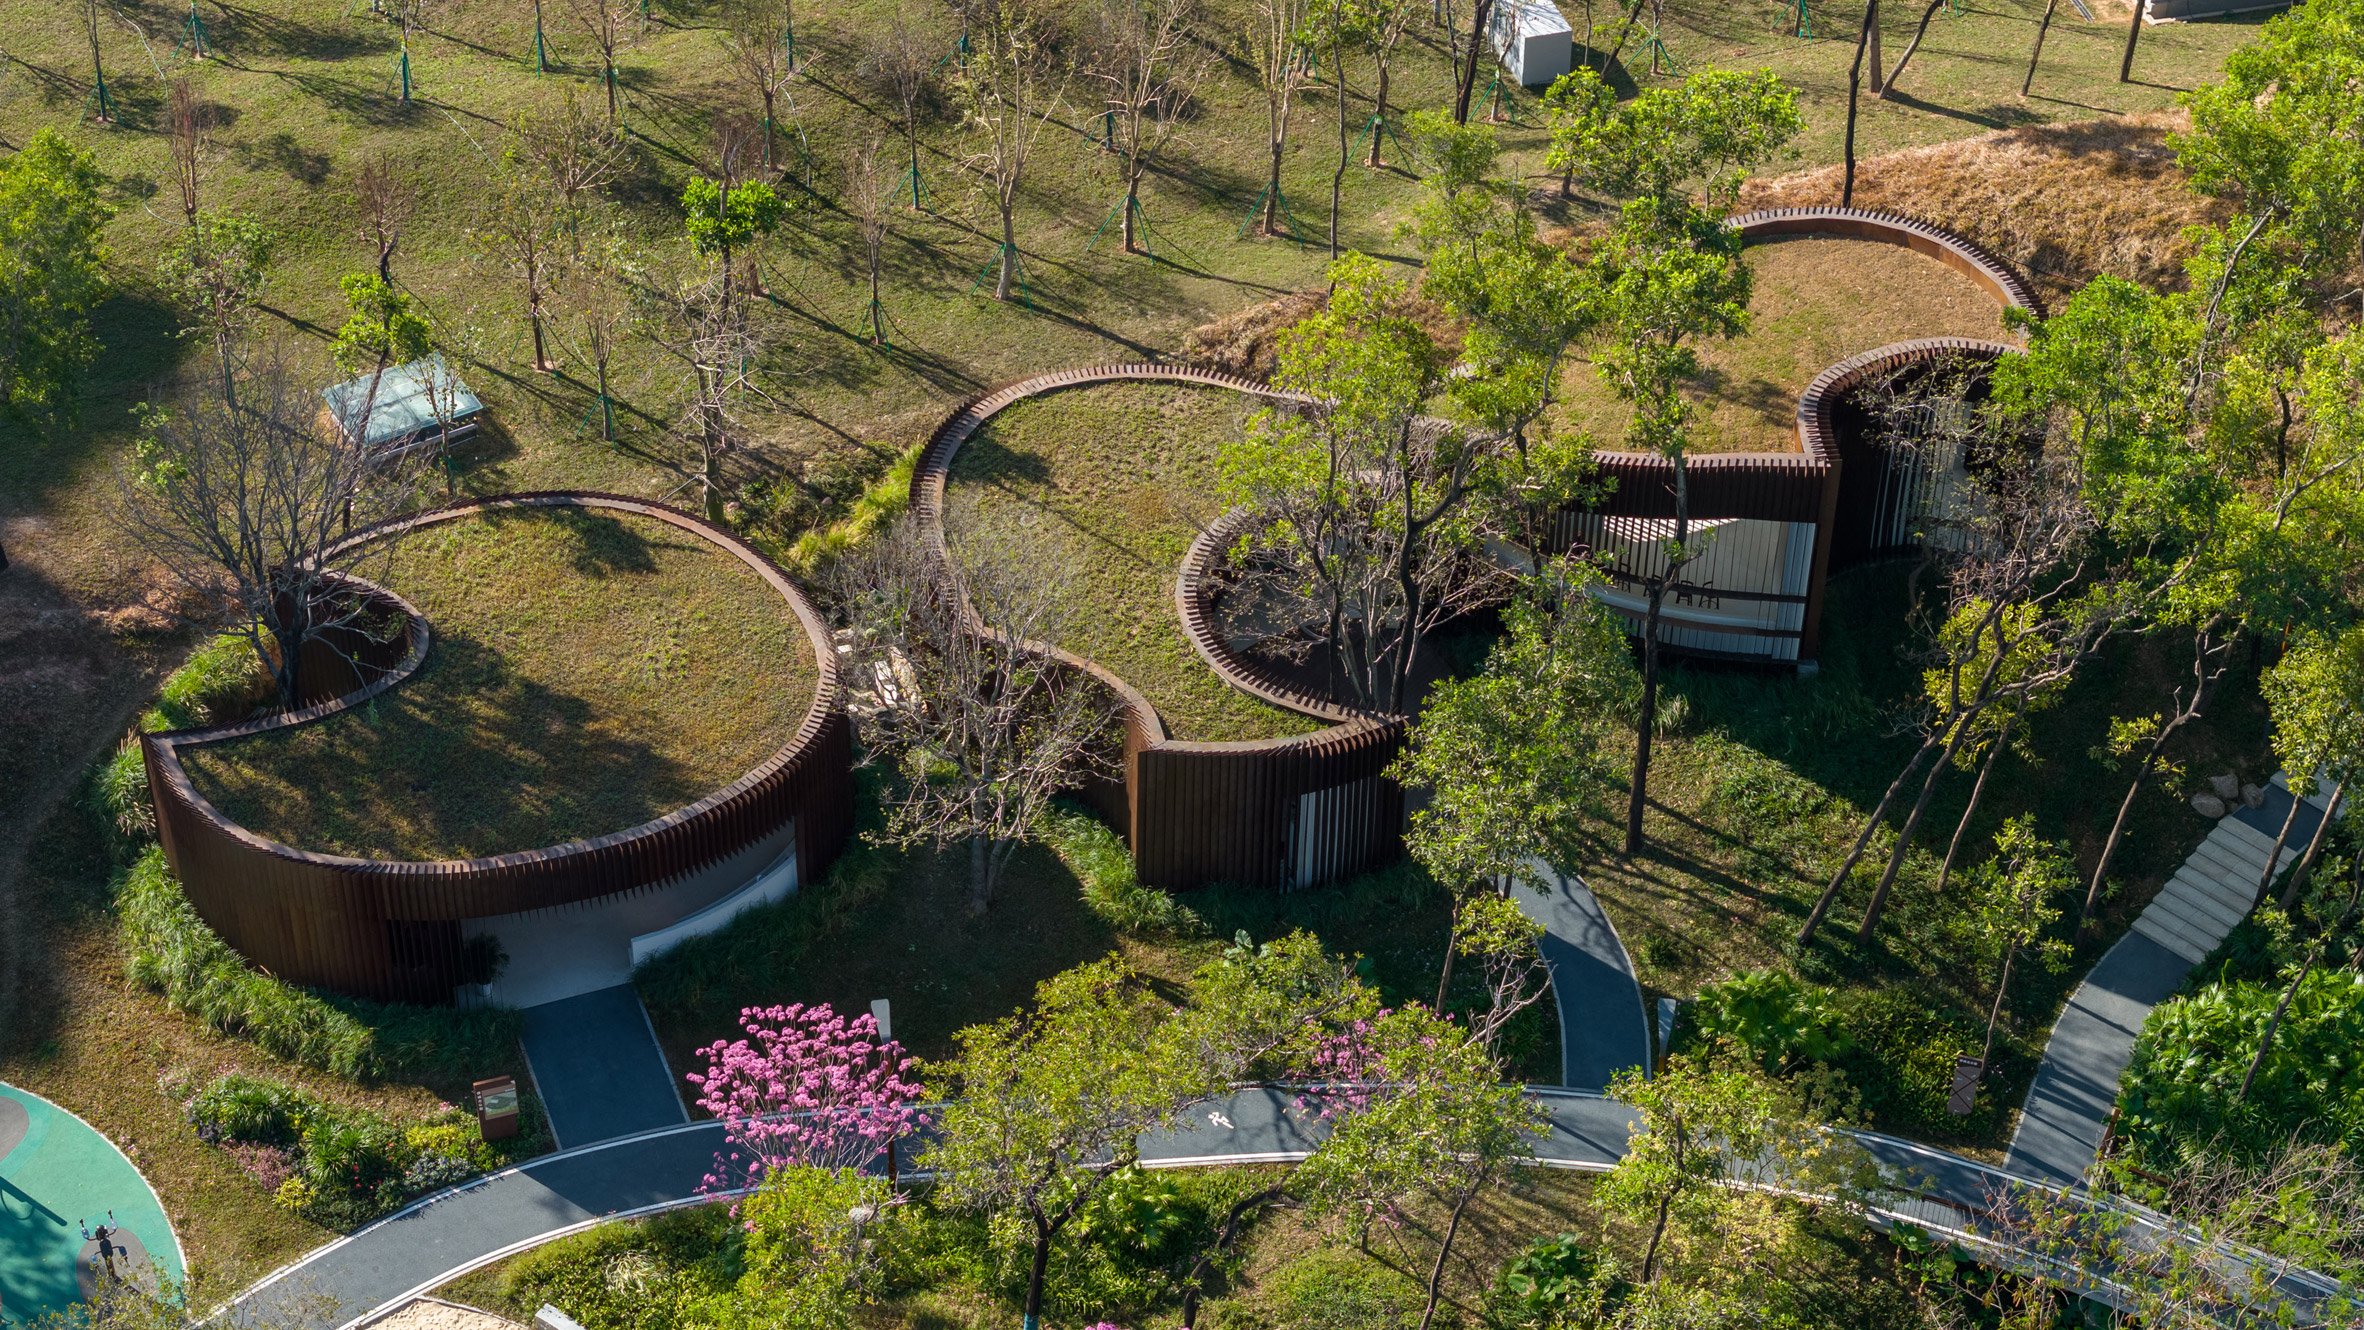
[
  {"x1": 179, "y1": 506, "x2": 815, "y2": 862},
  {"x1": 324, "y1": 354, "x2": 485, "y2": 451},
  {"x1": 945, "y1": 383, "x2": 1322, "y2": 743}
]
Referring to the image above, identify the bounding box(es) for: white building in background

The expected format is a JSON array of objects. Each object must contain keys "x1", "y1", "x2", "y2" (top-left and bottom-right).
[{"x1": 1489, "y1": 0, "x2": 1573, "y2": 88}]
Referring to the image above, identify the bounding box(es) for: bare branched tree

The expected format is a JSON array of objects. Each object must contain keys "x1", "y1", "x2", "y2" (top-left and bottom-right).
[
  {"x1": 861, "y1": 4, "x2": 939, "y2": 212},
  {"x1": 562, "y1": 0, "x2": 637, "y2": 126},
  {"x1": 109, "y1": 347, "x2": 411, "y2": 710},
  {"x1": 1086, "y1": 0, "x2": 1205, "y2": 254},
  {"x1": 842, "y1": 131, "x2": 899, "y2": 344},
  {"x1": 550, "y1": 232, "x2": 636, "y2": 442},
  {"x1": 354, "y1": 155, "x2": 415, "y2": 285},
  {"x1": 645, "y1": 269, "x2": 763, "y2": 524},
  {"x1": 722, "y1": 0, "x2": 800, "y2": 172},
  {"x1": 836, "y1": 515, "x2": 1123, "y2": 913},
  {"x1": 1249, "y1": 0, "x2": 1312, "y2": 236},
  {"x1": 166, "y1": 77, "x2": 208, "y2": 226},
  {"x1": 948, "y1": 0, "x2": 1064, "y2": 300},
  {"x1": 472, "y1": 146, "x2": 560, "y2": 372},
  {"x1": 516, "y1": 87, "x2": 624, "y2": 255}
]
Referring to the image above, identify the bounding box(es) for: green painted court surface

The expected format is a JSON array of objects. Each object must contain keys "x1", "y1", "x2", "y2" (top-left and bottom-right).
[{"x1": 0, "y1": 1084, "x2": 183, "y2": 1325}]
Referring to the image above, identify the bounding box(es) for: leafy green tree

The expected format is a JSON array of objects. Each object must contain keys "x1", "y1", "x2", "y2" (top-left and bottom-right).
[
  {"x1": 727, "y1": 1166, "x2": 899, "y2": 1330},
  {"x1": 1596, "y1": 1054, "x2": 1865, "y2": 1287},
  {"x1": 1295, "y1": 1003, "x2": 1547, "y2": 1330},
  {"x1": 331, "y1": 272, "x2": 433, "y2": 378},
  {"x1": 1404, "y1": 114, "x2": 1604, "y2": 571},
  {"x1": 2262, "y1": 626, "x2": 2364, "y2": 908},
  {"x1": 158, "y1": 213, "x2": 275, "y2": 408},
  {"x1": 0, "y1": 128, "x2": 112, "y2": 425},
  {"x1": 1394, "y1": 565, "x2": 1635, "y2": 1008},
  {"x1": 682, "y1": 161, "x2": 785, "y2": 314},
  {"x1": 1538, "y1": 67, "x2": 1800, "y2": 857},
  {"x1": 1962, "y1": 816, "x2": 2073, "y2": 1090},
  {"x1": 1218, "y1": 254, "x2": 1503, "y2": 713}
]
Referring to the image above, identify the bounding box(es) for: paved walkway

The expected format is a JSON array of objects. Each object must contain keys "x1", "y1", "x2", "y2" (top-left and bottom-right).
[
  {"x1": 518, "y1": 988, "x2": 688, "y2": 1151},
  {"x1": 1515, "y1": 862, "x2": 1653, "y2": 1091},
  {"x1": 2005, "y1": 776, "x2": 2331, "y2": 1186}
]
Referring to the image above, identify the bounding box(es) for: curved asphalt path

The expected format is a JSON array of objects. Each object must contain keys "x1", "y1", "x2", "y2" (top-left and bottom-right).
[{"x1": 1516, "y1": 861, "x2": 1654, "y2": 1092}]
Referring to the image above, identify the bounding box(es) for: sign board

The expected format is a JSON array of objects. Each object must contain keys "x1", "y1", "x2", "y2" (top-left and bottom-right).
[
  {"x1": 475, "y1": 1074, "x2": 521, "y2": 1141},
  {"x1": 1947, "y1": 1055, "x2": 1982, "y2": 1117}
]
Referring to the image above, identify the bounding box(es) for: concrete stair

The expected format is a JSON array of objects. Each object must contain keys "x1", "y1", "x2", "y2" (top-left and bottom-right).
[{"x1": 2129, "y1": 774, "x2": 2331, "y2": 963}]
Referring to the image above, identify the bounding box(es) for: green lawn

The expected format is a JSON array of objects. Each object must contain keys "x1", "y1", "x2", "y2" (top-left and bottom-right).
[
  {"x1": 946, "y1": 381, "x2": 1318, "y2": 741},
  {"x1": 180, "y1": 506, "x2": 814, "y2": 860},
  {"x1": 1554, "y1": 235, "x2": 2012, "y2": 454}
]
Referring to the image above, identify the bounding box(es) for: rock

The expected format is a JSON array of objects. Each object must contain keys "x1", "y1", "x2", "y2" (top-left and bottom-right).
[
  {"x1": 2242, "y1": 782, "x2": 2267, "y2": 808},
  {"x1": 2192, "y1": 792, "x2": 2229, "y2": 819},
  {"x1": 2210, "y1": 773, "x2": 2242, "y2": 800}
]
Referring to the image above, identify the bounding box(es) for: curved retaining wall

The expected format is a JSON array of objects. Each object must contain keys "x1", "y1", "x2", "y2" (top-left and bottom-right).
[
  {"x1": 143, "y1": 492, "x2": 855, "y2": 1004},
  {"x1": 913, "y1": 365, "x2": 1404, "y2": 892},
  {"x1": 1573, "y1": 208, "x2": 2035, "y2": 660}
]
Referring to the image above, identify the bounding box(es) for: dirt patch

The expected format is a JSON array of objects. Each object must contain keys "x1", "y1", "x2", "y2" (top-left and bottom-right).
[{"x1": 1741, "y1": 112, "x2": 2227, "y2": 305}]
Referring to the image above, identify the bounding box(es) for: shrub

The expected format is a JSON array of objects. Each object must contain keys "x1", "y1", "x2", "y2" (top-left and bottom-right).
[
  {"x1": 1683, "y1": 970, "x2": 1855, "y2": 1071},
  {"x1": 95, "y1": 738, "x2": 154, "y2": 843},
  {"x1": 1826, "y1": 988, "x2": 1990, "y2": 1141},
  {"x1": 1493, "y1": 1232, "x2": 1604, "y2": 1324},
  {"x1": 781, "y1": 444, "x2": 921, "y2": 575},
  {"x1": 2118, "y1": 970, "x2": 2364, "y2": 1165},
  {"x1": 295, "y1": 1110, "x2": 412, "y2": 1227},
  {"x1": 1221, "y1": 1247, "x2": 1425, "y2": 1330},
  {"x1": 1039, "y1": 801, "x2": 1201, "y2": 939},
  {"x1": 476, "y1": 1206, "x2": 743, "y2": 1330},
  {"x1": 152, "y1": 633, "x2": 268, "y2": 730},
  {"x1": 188, "y1": 1073, "x2": 318, "y2": 1147},
  {"x1": 114, "y1": 847, "x2": 523, "y2": 1086}
]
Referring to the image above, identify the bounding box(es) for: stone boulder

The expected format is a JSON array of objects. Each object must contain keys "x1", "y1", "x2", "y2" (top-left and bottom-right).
[
  {"x1": 2210, "y1": 773, "x2": 2242, "y2": 801},
  {"x1": 2192, "y1": 792, "x2": 2230, "y2": 819}
]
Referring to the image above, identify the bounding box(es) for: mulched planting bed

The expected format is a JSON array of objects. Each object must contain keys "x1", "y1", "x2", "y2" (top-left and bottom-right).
[
  {"x1": 945, "y1": 381, "x2": 1321, "y2": 742},
  {"x1": 181, "y1": 506, "x2": 815, "y2": 861},
  {"x1": 1554, "y1": 236, "x2": 2010, "y2": 454}
]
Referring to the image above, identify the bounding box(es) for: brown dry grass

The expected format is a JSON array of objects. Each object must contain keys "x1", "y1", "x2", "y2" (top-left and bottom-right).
[{"x1": 1741, "y1": 111, "x2": 2228, "y2": 306}]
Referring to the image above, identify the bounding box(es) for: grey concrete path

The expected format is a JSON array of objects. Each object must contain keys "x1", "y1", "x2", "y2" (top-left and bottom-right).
[
  {"x1": 518, "y1": 987, "x2": 688, "y2": 1150},
  {"x1": 231, "y1": 1085, "x2": 2340, "y2": 1330},
  {"x1": 1515, "y1": 861, "x2": 1653, "y2": 1091},
  {"x1": 2005, "y1": 774, "x2": 2334, "y2": 1186}
]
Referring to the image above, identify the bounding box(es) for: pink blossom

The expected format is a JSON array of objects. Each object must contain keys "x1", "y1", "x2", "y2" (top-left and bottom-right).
[
  {"x1": 687, "y1": 1003, "x2": 928, "y2": 1194},
  {"x1": 1293, "y1": 1010, "x2": 1392, "y2": 1120}
]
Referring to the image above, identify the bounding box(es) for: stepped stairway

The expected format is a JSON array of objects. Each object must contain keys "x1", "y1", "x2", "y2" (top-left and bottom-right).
[
  {"x1": 2006, "y1": 773, "x2": 2334, "y2": 1184},
  {"x1": 2130, "y1": 775, "x2": 2329, "y2": 963}
]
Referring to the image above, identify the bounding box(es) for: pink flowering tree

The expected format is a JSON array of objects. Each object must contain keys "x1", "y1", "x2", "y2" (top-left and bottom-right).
[
  {"x1": 687, "y1": 1003, "x2": 927, "y2": 1194},
  {"x1": 1294, "y1": 1010, "x2": 1391, "y2": 1120}
]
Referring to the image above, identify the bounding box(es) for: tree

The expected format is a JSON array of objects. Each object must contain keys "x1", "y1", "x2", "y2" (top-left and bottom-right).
[
  {"x1": 948, "y1": 0, "x2": 1061, "y2": 300},
  {"x1": 563, "y1": 0, "x2": 637, "y2": 126},
  {"x1": 1962, "y1": 817, "x2": 2073, "y2": 1089},
  {"x1": 2237, "y1": 853, "x2": 2363, "y2": 1107},
  {"x1": 686, "y1": 1002, "x2": 925, "y2": 1190},
  {"x1": 841, "y1": 132, "x2": 898, "y2": 345},
  {"x1": 383, "y1": 0, "x2": 440, "y2": 103},
  {"x1": 516, "y1": 87, "x2": 625, "y2": 254},
  {"x1": 683, "y1": 119, "x2": 787, "y2": 312},
  {"x1": 722, "y1": 0, "x2": 801, "y2": 173},
  {"x1": 0, "y1": 129, "x2": 112, "y2": 425},
  {"x1": 922, "y1": 959, "x2": 1199, "y2": 1330},
  {"x1": 860, "y1": 4, "x2": 938, "y2": 212},
  {"x1": 1395, "y1": 565, "x2": 1635, "y2": 1008},
  {"x1": 157, "y1": 213, "x2": 275, "y2": 407},
  {"x1": 1295, "y1": 1003, "x2": 1547, "y2": 1330},
  {"x1": 1248, "y1": 0, "x2": 1312, "y2": 236},
  {"x1": 167, "y1": 77, "x2": 211, "y2": 226},
  {"x1": 473, "y1": 143, "x2": 562, "y2": 372},
  {"x1": 729, "y1": 1166, "x2": 902, "y2": 1330},
  {"x1": 1085, "y1": 0, "x2": 1205, "y2": 254},
  {"x1": 1407, "y1": 114, "x2": 1602, "y2": 570},
  {"x1": 1218, "y1": 253, "x2": 1509, "y2": 714},
  {"x1": 1307, "y1": 0, "x2": 1359, "y2": 258},
  {"x1": 1841, "y1": 0, "x2": 1875, "y2": 205},
  {"x1": 80, "y1": 0, "x2": 116, "y2": 123},
  {"x1": 109, "y1": 350, "x2": 408, "y2": 711},
  {"x1": 1357, "y1": 0, "x2": 1417, "y2": 167},
  {"x1": 548, "y1": 231, "x2": 635, "y2": 442},
  {"x1": 835, "y1": 516, "x2": 1121, "y2": 912},
  {"x1": 1595, "y1": 1054, "x2": 1866, "y2": 1287},
  {"x1": 2262, "y1": 628, "x2": 2364, "y2": 910},
  {"x1": 331, "y1": 272, "x2": 432, "y2": 381},
  {"x1": 1546, "y1": 68, "x2": 1801, "y2": 856},
  {"x1": 354, "y1": 155, "x2": 415, "y2": 285},
  {"x1": 645, "y1": 269, "x2": 762, "y2": 524}
]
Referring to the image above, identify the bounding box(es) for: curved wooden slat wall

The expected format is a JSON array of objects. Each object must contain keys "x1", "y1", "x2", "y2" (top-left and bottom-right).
[
  {"x1": 913, "y1": 365, "x2": 1405, "y2": 892},
  {"x1": 143, "y1": 492, "x2": 854, "y2": 1004},
  {"x1": 913, "y1": 209, "x2": 2036, "y2": 890}
]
